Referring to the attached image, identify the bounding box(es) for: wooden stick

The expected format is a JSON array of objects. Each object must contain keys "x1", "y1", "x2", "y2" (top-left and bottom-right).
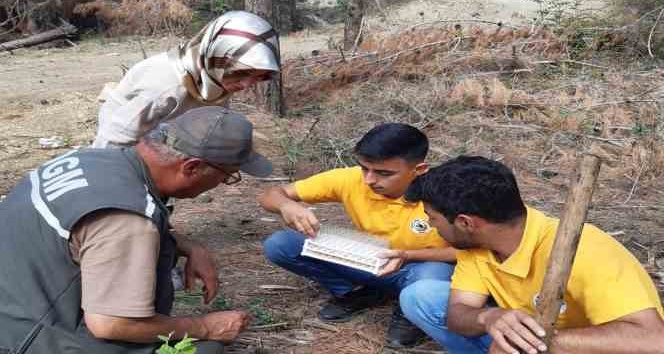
[
  {"x1": 534, "y1": 151, "x2": 602, "y2": 352},
  {"x1": 248, "y1": 322, "x2": 289, "y2": 331}
]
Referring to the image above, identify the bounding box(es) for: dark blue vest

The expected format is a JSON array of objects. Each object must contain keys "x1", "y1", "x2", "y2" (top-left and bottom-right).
[{"x1": 0, "y1": 148, "x2": 176, "y2": 353}]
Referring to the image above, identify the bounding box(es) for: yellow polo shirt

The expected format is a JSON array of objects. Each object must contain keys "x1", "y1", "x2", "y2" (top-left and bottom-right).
[
  {"x1": 294, "y1": 166, "x2": 448, "y2": 250},
  {"x1": 451, "y1": 207, "x2": 663, "y2": 328}
]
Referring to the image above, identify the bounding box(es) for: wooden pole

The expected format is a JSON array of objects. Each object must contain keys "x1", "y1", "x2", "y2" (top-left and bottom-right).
[{"x1": 534, "y1": 151, "x2": 602, "y2": 352}]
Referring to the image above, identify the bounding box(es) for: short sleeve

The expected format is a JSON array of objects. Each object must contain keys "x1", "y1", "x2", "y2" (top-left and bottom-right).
[
  {"x1": 293, "y1": 168, "x2": 354, "y2": 204},
  {"x1": 451, "y1": 250, "x2": 490, "y2": 295},
  {"x1": 71, "y1": 209, "x2": 160, "y2": 318},
  {"x1": 569, "y1": 227, "x2": 663, "y2": 324}
]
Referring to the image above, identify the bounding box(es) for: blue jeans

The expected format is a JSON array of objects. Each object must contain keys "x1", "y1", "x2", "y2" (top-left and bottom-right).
[
  {"x1": 400, "y1": 279, "x2": 493, "y2": 354},
  {"x1": 263, "y1": 229, "x2": 454, "y2": 297}
]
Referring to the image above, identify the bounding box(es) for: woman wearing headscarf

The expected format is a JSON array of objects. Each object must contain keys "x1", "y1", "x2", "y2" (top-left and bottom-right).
[{"x1": 93, "y1": 10, "x2": 280, "y2": 148}]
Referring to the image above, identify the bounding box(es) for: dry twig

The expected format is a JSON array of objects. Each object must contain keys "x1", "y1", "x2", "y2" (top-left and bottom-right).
[
  {"x1": 648, "y1": 8, "x2": 664, "y2": 58},
  {"x1": 259, "y1": 285, "x2": 301, "y2": 291},
  {"x1": 623, "y1": 162, "x2": 645, "y2": 204},
  {"x1": 248, "y1": 322, "x2": 289, "y2": 331},
  {"x1": 301, "y1": 319, "x2": 340, "y2": 333},
  {"x1": 410, "y1": 19, "x2": 517, "y2": 30}
]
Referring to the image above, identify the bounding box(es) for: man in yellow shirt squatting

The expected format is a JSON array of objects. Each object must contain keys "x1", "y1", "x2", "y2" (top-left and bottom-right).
[
  {"x1": 258, "y1": 123, "x2": 458, "y2": 348},
  {"x1": 403, "y1": 155, "x2": 664, "y2": 354}
]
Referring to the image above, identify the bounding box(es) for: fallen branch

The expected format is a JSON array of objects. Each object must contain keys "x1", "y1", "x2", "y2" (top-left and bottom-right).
[{"x1": 0, "y1": 21, "x2": 77, "y2": 52}]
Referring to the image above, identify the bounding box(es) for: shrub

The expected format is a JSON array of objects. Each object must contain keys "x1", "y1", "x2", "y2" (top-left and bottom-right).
[{"x1": 74, "y1": 0, "x2": 193, "y2": 36}]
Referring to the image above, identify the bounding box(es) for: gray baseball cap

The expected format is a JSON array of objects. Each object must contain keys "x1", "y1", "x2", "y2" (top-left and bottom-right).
[{"x1": 165, "y1": 106, "x2": 272, "y2": 177}]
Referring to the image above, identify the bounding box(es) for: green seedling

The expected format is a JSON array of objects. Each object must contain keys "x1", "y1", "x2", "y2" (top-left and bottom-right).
[{"x1": 156, "y1": 332, "x2": 197, "y2": 354}]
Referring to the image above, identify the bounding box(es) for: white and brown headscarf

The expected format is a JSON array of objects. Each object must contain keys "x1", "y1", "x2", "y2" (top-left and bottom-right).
[{"x1": 169, "y1": 11, "x2": 281, "y2": 105}]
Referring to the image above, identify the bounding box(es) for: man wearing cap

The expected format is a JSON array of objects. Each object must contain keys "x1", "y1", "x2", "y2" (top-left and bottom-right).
[{"x1": 0, "y1": 107, "x2": 272, "y2": 354}]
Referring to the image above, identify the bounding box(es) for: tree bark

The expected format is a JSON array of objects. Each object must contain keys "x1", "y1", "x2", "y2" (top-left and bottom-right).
[
  {"x1": 343, "y1": 0, "x2": 364, "y2": 51},
  {"x1": 277, "y1": 0, "x2": 296, "y2": 33},
  {"x1": 534, "y1": 151, "x2": 602, "y2": 353},
  {"x1": 228, "y1": 0, "x2": 245, "y2": 11},
  {"x1": 245, "y1": 0, "x2": 286, "y2": 116},
  {"x1": 0, "y1": 21, "x2": 76, "y2": 52}
]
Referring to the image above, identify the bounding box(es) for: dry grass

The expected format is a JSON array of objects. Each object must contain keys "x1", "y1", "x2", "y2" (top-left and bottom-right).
[
  {"x1": 280, "y1": 24, "x2": 663, "y2": 181},
  {"x1": 273, "y1": 23, "x2": 664, "y2": 303},
  {"x1": 74, "y1": 0, "x2": 193, "y2": 36}
]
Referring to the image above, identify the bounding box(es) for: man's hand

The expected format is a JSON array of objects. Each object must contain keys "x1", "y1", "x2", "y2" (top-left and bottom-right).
[
  {"x1": 200, "y1": 311, "x2": 251, "y2": 342},
  {"x1": 478, "y1": 308, "x2": 548, "y2": 354},
  {"x1": 489, "y1": 341, "x2": 516, "y2": 354},
  {"x1": 376, "y1": 249, "x2": 407, "y2": 277},
  {"x1": 183, "y1": 242, "x2": 219, "y2": 304},
  {"x1": 279, "y1": 202, "x2": 320, "y2": 237}
]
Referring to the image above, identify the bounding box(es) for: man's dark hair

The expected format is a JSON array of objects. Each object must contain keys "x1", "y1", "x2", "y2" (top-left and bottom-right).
[
  {"x1": 353, "y1": 123, "x2": 428, "y2": 162},
  {"x1": 405, "y1": 156, "x2": 527, "y2": 223}
]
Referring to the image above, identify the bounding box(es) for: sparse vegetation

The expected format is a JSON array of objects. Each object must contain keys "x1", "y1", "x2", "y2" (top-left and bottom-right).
[
  {"x1": 530, "y1": 0, "x2": 582, "y2": 26},
  {"x1": 247, "y1": 298, "x2": 275, "y2": 326},
  {"x1": 156, "y1": 333, "x2": 197, "y2": 354}
]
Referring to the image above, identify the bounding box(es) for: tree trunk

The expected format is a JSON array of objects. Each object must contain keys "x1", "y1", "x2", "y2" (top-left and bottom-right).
[
  {"x1": 228, "y1": 0, "x2": 245, "y2": 11},
  {"x1": 343, "y1": 0, "x2": 364, "y2": 51},
  {"x1": 277, "y1": 0, "x2": 296, "y2": 33},
  {"x1": 245, "y1": 0, "x2": 286, "y2": 117},
  {"x1": 0, "y1": 21, "x2": 76, "y2": 52}
]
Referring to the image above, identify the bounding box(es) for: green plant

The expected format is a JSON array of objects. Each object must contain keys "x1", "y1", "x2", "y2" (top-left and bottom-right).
[
  {"x1": 211, "y1": 0, "x2": 227, "y2": 14},
  {"x1": 174, "y1": 291, "x2": 203, "y2": 307},
  {"x1": 632, "y1": 123, "x2": 653, "y2": 137},
  {"x1": 156, "y1": 332, "x2": 197, "y2": 354},
  {"x1": 174, "y1": 291, "x2": 232, "y2": 311},
  {"x1": 336, "y1": 0, "x2": 349, "y2": 12},
  {"x1": 278, "y1": 136, "x2": 309, "y2": 176},
  {"x1": 211, "y1": 295, "x2": 232, "y2": 311},
  {"x1": 247, "y1": 298, "x2": 274, "y2": 326}
]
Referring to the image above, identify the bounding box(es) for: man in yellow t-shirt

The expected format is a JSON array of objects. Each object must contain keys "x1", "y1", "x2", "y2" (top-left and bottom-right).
[
  {"x1": 258, "y1": 123, "x2": 457, "y2": 348},
  {"x1": 404, "y1": 155, "x2": 664, "y2": 354}
]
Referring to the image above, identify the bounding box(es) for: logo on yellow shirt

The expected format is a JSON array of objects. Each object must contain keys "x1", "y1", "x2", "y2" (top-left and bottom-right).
[{"x1": 410, "y1": 218, "x2": 431, "y2": 234}]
